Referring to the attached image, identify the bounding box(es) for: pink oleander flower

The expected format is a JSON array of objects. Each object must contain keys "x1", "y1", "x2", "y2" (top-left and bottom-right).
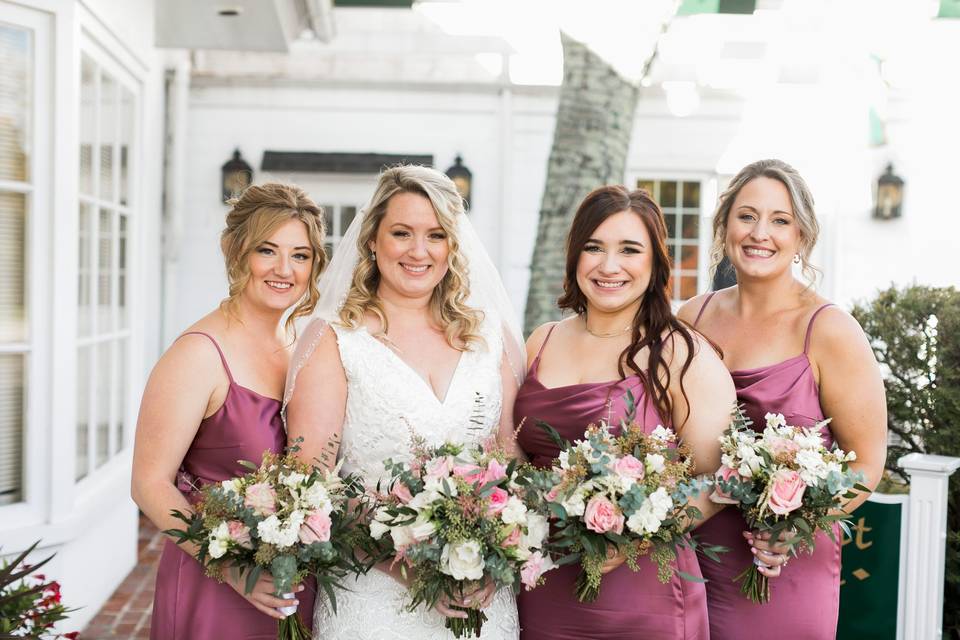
[
  {"x1": 299, "y1": 510, "x2": 332, "y2": 544},
  {"x1": 711, "y1": 465, "x2": 742, "y2": 505},
  {"x1": 391, "y1": 482, "x2": 413, "y2": 504},
  {"x1": 612, "y1": 454, "x2": 645, "y2": 480},
  {"x1": 483, "y1": 458, "x2": 508, "y2": 484},
  {"x1": 584, "y1": 496, "x2": 624, "y2": 534},
  {"x1": 227, "y1": 520, "x2": 253, "y2": 549},
  {"x1": 487, "y1": 487, "x2": 509, "y2": 515},
  {"x1": 244, "y1": 482, "x2": 277, "y2": 516},
  {"x1": 767, "y1": 469, "x2": 806, "y2": 515}
]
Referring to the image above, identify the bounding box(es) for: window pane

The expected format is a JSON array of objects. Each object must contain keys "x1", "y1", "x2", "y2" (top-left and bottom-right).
[
  {"x1": 98, "y1": 208, "x2": 114, "y2": 331},
  {"x1": 115, "y1": 338, "x2": 126, "y2": 453},
  {"x1": 99, "y1": 71, "x2": 116, "y2": 201},
  {"x1": 663, "y1": 212, "x2": 677, "y2": 239},
  {"x1": 680, "y1": 275, "x2": 698, "y2": 300},
  {"x1": 682, "y1": 181, "x2": 700, "y2": 208},
  {"x1": 78, "y1": 203, "x2": 93, "y2": 336},
  {"x1": 324, "y1": 241, "x2": 334, "y2": 258},
  {"x1": 0, "y1": 25, "x2": 31, "y2": 183},
  {"x1": 660, "y1": 181, "x2": 678, "y2": 208},
  {"x1": 340, "y1": 206, "x2": 357, "y2": 233},
  {"x1": 0, "y1": 191, "x2": 27, "y2": 343},
  {"x1": 76, "y1": 346, "x2": 90, "y2": 481},
  {"x1": 119, "y1": 87, "x2": 133, "y2": 206},
  {"x1": 681, "y1": 213, "x2": 700, "y2": 240},
  {"x1": 95, "y1": 341, "x2": 111, "y2": 468},
  {"x1": 118, "y1": 214, "x2": 127, "y2": 328},
  {"x1": 667, "y1": 243, "x2": 676, "y2": 262},
  {"x1": 681, "y1": 245, "x2": 698, "y2": 271},
  {"x1": 320, "y1": 204, "x2": 334, "y2": 236},
  {"x1": 79, "y1": 55, "x2": 95, "y2": 195},
  {"x1": 0, "y1": 353, "x2": 24, "y2": 505},
  {"x1": 637, "y1": 180, "x2": 655, "y2": 196}
]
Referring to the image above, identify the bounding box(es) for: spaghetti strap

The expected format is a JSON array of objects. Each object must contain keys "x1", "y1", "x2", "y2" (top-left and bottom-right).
[
  {"x1": 176, "y1": 331, "x2": 235, "y2": 384},
  {"x1": 803, "y1": 304, "x2": 834, "y2": 354},
  {"x1": 530, "y1": 323, "x2": 560, "y2": 376},
  {"x1": 693, "y1": 291, "x2": 718, "y2": 327}
]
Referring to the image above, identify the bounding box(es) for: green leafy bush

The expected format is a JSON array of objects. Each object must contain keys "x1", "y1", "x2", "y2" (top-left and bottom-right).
[
  {"x1": 0, "y1": 541, "x2": 78, "y2": 639},
  {"x1": 851, "y1": 284, "x2": 960, "y2": 637}
]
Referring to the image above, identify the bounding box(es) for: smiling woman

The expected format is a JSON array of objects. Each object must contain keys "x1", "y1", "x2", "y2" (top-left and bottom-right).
[{"x1": 131, "y1": 182, "x2": 329, "y2": 640}]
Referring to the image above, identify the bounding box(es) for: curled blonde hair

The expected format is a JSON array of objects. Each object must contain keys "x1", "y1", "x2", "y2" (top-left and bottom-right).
[
  {"x1": 220, "y1": 182, "x2": 327, "y2": 336},
  {"x1": 710, "y1": 159, "x2": 821, "y2": 287},
  {"x1": 338, "y1": 165, "x2": 483, "y2": 350}
]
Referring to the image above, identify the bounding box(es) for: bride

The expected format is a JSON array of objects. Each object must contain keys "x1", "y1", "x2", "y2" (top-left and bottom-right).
[{"x1": 284, "y1": 165, "x2": 525, "y2": 639}]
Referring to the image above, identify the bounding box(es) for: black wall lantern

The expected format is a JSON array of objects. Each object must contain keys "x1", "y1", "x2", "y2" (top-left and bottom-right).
[
  {"x1": 445, "y1": 155, "x2": 472, "y2": 209},
  {"x1": 222, "y1": 148, "x2": 253, "y2": 203},
  {"x1": 874, "y1": 163, "x2": 904, "y2": 220}
]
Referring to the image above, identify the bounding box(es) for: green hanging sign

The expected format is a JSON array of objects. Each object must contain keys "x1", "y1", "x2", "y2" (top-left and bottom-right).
[{"x1": 837, "y1": 493, "x2": 907, "y2": 640}]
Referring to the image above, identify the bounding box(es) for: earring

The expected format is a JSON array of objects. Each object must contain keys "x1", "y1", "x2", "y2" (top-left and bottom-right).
[
  {"x1": 370, "y1": 252, "x2": 377, "y2": 262},
  {"x1": 793, "y1": 254, "x2": 800, "y2": 264}
]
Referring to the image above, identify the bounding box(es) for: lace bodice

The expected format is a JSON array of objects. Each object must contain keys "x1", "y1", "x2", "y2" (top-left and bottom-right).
[
  {"x1": 332, "y1": 318, "x2": 504, "y2": 488},
  {"x1": 315, "y1": 316, "x2": 519, "y2": 639}
]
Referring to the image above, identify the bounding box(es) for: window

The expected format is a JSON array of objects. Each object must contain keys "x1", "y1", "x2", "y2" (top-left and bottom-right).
[
  {"x1": 0, "y1": 21, "x2": 32, "y2": 506},
  {"x1": 637, "y1": 178, "x2": 702, "y2": 302},
  {"x1": 318, "y1": 202, "x2": 360, "y2": 257},
  {"x1": 76, "y1": 52, "x2": 135, "y2": 481}
]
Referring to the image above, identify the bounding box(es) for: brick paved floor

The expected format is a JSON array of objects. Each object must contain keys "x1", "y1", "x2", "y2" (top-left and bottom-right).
[{"x1": 81, "y1": 514, "x2": 162, "y2": 639}]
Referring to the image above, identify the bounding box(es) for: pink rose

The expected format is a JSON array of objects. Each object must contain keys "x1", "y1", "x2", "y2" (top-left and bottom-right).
[
  {"x1": 520, "y1": 551, "x2": 553, "y2": 590},
  {"x1": 710, "y1": 465, "x2": 742, "y2": 505},
  {"x1": 227, "y1": 520, "x2": 252, "y2": 549},
  {"x1": 483, "y1": 459, "x2": 508, "y2": 485},
  {"x1": 299, "y1": 511, "x2": 332, "y2": 544},
  {"x1": 424, "y1": 456, "x2": 452, "y2": 480},
  {"x1": 544, "y1": 486, "x2": 561, "y2": 502},
  {"x1": 612, "y1": 455, "x2": 645, "y2": 481},
  {"x1": 502, "y1": 526, "x2": 522, "y2": 548},
  {"x1": 584, "y1": 496, "x2": 624, "y2": 534},
  {"x1": 767, "y1": 469, "x2": 806, "y2": 515},
  {"x1": 487, "y1": 487, "x2": 510, "y2": 515},
  {"x1": 391, "y1": 482, "x2": 413, "y2": 504},
  {"x1": 244, "y1": 482, "x2": 276, "y2": 516},
  {"x1": 452, "y1": 464, "x2": 484, "y2": 485},
  {"x1": 769, "y1": 437, "x2": 800, "y2": 459}
]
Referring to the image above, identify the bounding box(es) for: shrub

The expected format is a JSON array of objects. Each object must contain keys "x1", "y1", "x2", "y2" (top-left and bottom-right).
[
  {"x1": 851, "y1": 284, "x2": 960, "y2": 637},
  {"x1": 0, "y1": 541, "x2": 78, "y2": 639}
]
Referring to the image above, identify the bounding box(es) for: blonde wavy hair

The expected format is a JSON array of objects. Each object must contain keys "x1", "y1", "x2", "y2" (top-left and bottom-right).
[
  {"x1": 710, "y1": 158, "x2": 821, "y2": 287},
  {"x1": 338, "y1": 165, "x2": 483, "y2": 350},
  {"x1": 220, "y1": 182, "x2": 327, "y2": 337}
]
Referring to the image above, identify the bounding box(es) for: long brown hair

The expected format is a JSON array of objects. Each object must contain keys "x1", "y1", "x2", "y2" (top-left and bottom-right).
[{"x1": 557, "y1": 185, "x2": 697, "y2": 427}]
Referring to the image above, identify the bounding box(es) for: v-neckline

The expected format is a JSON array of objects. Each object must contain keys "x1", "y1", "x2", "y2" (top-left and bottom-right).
[{"x1": 359, "y1": 327, "x2": 466, "y2": 405}]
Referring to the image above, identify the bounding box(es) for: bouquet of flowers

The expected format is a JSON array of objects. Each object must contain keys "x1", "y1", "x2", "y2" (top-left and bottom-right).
[
  {"x1": 530, "y1": 394, "x2": 719, "y2": 602},
  {"x1": 367, "y1": 435, "x2": 555, "y2": 638},
  {"x1": 0, "y1": 542, "x2": 78, "y2": 639},
  {"x1": 166, "y1": 441, "x2": 373, "y2": 640},
  {"x1": 711, "y1": 410, "x2": 865, "y2": 603}
]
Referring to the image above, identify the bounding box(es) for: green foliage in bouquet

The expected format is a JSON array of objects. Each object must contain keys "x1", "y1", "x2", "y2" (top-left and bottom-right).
[
  {"x1": 0, "y1": 541, "x2": 78, "y2": 639},
  {"x1": 851, "y1": 284, "x2": 960, "y2": 636}
]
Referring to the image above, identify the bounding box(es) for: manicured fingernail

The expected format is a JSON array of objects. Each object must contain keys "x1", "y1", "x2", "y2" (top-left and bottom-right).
[{"x1": 751, "y1": 547, "x2": 758, "y2": 555}]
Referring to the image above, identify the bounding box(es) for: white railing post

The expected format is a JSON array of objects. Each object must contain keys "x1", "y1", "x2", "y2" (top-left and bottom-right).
[{"x1": 899, "y1": 452, "x2": 960, "y2": 640}]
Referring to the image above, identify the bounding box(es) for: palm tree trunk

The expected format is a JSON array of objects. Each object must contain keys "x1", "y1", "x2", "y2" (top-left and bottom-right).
[{"x1": 523, "y1": 32, "x2": 639, "y2": 334}]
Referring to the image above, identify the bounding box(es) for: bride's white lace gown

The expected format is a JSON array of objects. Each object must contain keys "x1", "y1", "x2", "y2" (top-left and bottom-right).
[{"x1": 313, "y1": 317, "x2": 520, "y2": 639}]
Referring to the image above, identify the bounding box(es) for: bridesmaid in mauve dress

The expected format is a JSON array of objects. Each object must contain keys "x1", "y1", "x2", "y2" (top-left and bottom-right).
[
  {"x1": 131, "y1": 184, "x2": 329, "y2": 639},
  {"x1": 516, "y1": 186, "x2": 736, "y2": 639},
  {"x1": 679, "y1": 159, "x2": 886, "y2": 640}
]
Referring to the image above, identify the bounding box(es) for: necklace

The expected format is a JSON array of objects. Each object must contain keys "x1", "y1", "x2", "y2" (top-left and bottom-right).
[{"x1": 584, "y1": 318, "x2": 632, "y2": 338}]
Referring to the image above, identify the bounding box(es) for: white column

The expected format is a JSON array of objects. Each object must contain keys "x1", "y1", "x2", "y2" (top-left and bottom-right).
[{"x1": 899, "y1": 452, "x2": 960, "y2": 640}]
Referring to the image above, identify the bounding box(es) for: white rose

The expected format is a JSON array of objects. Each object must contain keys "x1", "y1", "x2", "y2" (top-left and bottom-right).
[
  {"x1": 301, "y1": 482, "x2": 332, "y2": 514},
  {"x1": 220, "y1": 478, "x2": 243, "y2": 496},
  {"x1": 280, "y1": 471, "x2": 307, "y2": 488},
  {"x1": 390, "y1": 525, "x2": 416, "y2": 549},
  {"x1": 208, "y1": 521, "x2": 231, "y2": 558},
  {"x1": 522, "y1": 513, "x2": 550, "y2": 549},
  {"x1": 645, "y1": 453, "x2": 666, "y2": 474},
  {"x1": 500, "y1": 496, "x2": 528, "y2": 525},
  {"x1": 440, "y1": 540, "x2": 485, "y2": 581},
  {"x1": 209, "y1": 537, "x2": 228, "y2": 559},
  {"x1": 765, "y1": 413, "x2": 786, "y2": 429},
  {"x1": 648, "y1": 487, "x2": 673, "y2": 519},
  {"x1": 422, "y1": 477, "x2": 458, "y2": 498},
  {"x1": 626, "y1": 504, "x2": 662, "y2": 535},
  {"x1": 410, "y1": 515, "x2": 437, "y2": 542},
  {"x1": 562, "y1": 491, "x2": 586, "y2": 517},
  {"x1": 409, "y1": 489, "x2": 444, "y2": 511}
]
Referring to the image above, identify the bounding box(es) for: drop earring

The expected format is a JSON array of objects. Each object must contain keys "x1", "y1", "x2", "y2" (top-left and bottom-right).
[
  {"x1": 793, "y1": 253, "x2": 800, "y2": 264},
  {"x1": 370, "y1": 251, "x2": 377, "y2": 262}
]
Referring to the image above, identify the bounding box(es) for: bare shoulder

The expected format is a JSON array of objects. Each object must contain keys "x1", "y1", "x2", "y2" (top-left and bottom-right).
[
  {"x1": 524, "y1": 320, "x2": 562, "y2": 364},
  {"x1": 808, "y1": 303, "x2": 871, "y2": 353},
  {"x1": 662, "y1": 325, "x2": 723, "y2": 373},
  {"x1": 677, "y1": 291, "x2": 713, "y2": 325}
]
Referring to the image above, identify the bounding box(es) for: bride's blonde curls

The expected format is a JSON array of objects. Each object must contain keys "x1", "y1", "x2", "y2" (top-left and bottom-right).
[{"x1": 338, "y1": 165, "x2": 483, "y2": 349}]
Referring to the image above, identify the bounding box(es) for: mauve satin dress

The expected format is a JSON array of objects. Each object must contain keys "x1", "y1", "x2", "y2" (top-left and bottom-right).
[
  {"x1": 150, "y1": 332, "x2": 315, "y2": 640},
  {"x1": 514, "y1": 325, "x2": 709, "y2": 640},
  {"x1": 694, "y1": 296, "x2": 841, "y2": 640}
]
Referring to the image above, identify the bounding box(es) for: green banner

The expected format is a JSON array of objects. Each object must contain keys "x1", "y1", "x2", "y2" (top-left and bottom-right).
[{"x1": 837, "y1": 495, "x2": 906, "y2": 640}]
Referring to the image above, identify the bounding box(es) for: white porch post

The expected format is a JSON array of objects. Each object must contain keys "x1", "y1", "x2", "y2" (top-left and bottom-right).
[{"x1": 899, "y1": 452, "x2": 960, "y2": 640}]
